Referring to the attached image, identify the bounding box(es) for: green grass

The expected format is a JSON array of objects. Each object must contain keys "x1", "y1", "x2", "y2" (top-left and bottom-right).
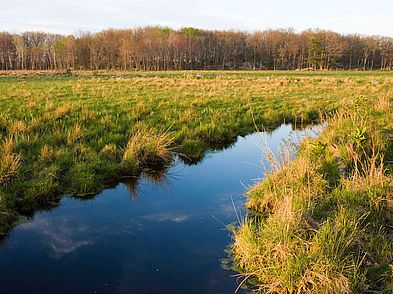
[
  {"x1": 231, "y1": 88, "x2": 393, "y2": 292},
  {"x1": 0, "y1": 70, "x2": 392, "y2": 241}
]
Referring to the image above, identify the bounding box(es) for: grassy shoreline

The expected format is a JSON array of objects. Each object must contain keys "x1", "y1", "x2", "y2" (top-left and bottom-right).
[
  {"x1": 231, "y1": 92, "x2": 393, "y2": 292},
  {"x1": 0, "y1": 71, "x2": 392, "y2": 240}
]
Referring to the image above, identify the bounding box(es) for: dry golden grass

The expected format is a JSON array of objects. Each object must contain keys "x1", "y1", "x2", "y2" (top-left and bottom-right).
[
  {"x1": 39, "y1": 144, "x2": 54, "y2": 162},
  {"x1": 122, "y1": 128, "x2": 175, "y2": 168},
  {"x1": 247, "y1": 154, "x2": 326, "y2": 216},
  {"x1": 0, "y1": 138, "x2": 22, "y2": 185},
  {"x1": 66, "y1": 123, "x2": 84, "y2": 145},
  {"x1": 101, "y1": 144, "x2": 118, "y2": 160},
  {"x1": 7, "y1": 120, "x2": 27, "y2": 135}
]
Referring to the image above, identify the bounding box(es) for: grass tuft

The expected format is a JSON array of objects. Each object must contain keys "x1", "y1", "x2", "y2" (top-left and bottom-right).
[
  {"x1": 121, "y1": 128, "x2": 175, "y2": 172},
  {"x1": 0, "y1": 138, "x2": 22, "y2": 185}
]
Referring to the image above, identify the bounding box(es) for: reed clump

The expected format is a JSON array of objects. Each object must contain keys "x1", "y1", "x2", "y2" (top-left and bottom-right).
[{"x1": 121, "y1": 128, "x2": 175, "y2": 172}]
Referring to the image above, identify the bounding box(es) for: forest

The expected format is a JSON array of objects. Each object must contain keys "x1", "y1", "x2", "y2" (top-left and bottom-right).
[{"x1": 0, "y1": 27, "x2": 393, "y2": 71}]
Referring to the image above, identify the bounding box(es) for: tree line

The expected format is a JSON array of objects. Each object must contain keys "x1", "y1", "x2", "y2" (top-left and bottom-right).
[{"x1": 0, "y1": 27, "x2": 392, "y2": 71}]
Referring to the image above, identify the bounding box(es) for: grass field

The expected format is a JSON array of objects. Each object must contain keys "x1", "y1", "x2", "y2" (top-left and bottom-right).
[{"x1": 0, "y1": 71, "x2": 392, "y2": 270}]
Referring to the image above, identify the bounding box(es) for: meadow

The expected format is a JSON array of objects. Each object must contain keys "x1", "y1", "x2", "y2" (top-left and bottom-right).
[{"x1": 0, "y1": 71, "x2": 392, "y2": 292}]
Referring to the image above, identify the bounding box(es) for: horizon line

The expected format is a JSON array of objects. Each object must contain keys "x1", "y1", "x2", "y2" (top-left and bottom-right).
[{"x1": 2, "y1": 25, "x2": 393, "y2": 39}]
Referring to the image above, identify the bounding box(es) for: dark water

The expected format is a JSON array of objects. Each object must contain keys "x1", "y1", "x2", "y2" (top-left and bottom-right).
[{"x1": 0, "y1": 124, "x2": 320, "y2": 294}]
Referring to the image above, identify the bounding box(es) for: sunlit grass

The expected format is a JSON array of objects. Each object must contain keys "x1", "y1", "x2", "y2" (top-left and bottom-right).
[{"x1": 230, "y1": 87, "x2": 393, "y2": 293}]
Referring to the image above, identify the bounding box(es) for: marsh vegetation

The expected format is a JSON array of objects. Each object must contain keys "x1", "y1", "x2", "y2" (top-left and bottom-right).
[
  {"x1": 0, "y1": 70, "x2": 392, "y2": 293},
  {"x1": 231, "y1": 89, "x2": 393, "y2": 293}
]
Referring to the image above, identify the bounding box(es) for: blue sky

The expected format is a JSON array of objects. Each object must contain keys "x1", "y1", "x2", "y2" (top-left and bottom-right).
[{"x1": 1, "y1": 0, "x2": 392, "y2": 36}]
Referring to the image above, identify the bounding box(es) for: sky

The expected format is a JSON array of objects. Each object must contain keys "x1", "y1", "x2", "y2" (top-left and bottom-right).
[{"x1": 1, "y1": 0, "x2": 392, "y2": 37}]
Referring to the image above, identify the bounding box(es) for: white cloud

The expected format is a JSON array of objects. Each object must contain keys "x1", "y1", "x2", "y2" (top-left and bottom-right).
[
  {"x1": 20, "y1": 217, "x2": 95, "y2": 258},
  {"x1": 141, "y1": 212, "x2": 189, "y2": 223}
]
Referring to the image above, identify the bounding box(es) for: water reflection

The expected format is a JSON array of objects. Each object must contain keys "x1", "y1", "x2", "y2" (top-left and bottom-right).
[
  {"x1": 0, "y1": 124, "x2": 321, "y2": 294},
  {"x1": 123, "y1": 168, "x2": 174, "y2": 200},
  {"x1": 20, "y1": 218, "x2": 95, "y2": 258}
]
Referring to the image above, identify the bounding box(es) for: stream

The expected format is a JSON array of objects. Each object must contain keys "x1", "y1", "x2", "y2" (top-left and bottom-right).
[{"x1": 0, "y1": 124, "x2": 320, "y2": 294}]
